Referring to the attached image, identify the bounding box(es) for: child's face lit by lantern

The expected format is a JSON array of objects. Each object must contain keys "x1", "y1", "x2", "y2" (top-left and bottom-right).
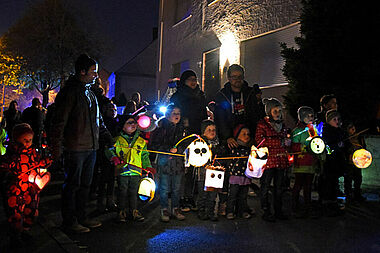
[
  {"x1": 328, "y1": 116, "x2": 340, "y2": 128},
  {"x1": 168, "y1": 108, "x2": 181, "y2": 124},
  {"x1": 123, "y1": 119, "x2": 137, "y2": 134},
  {"x1": 238, "y1": 128, "x2": 250, "y2": 144},
  {"x1": 17, "y1": 133, "x2": 34, "y2": 148},
  {"x1": 203, "y1": 125, "x2": 216, "y2": 140},
  {"x1": 271, "y1": 106, "x2": 282, "y2": 121},
  {"x1": 303, "y1": 113, "x2": 314, "y2": 124},
  {"x1": 348, "y1": 125, "x2": 356, "y2": 136}
]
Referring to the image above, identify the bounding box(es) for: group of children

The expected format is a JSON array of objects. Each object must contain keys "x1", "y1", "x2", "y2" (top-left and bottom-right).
[{"x1": 0, "y1": 95, "x2": 366, "y2": 246}]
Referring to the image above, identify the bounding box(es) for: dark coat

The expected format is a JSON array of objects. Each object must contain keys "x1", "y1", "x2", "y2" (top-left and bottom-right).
[
  {"x1": 170, "y1": 84, "x2": 207, "y2": 135},
  {"x1": 50, "y1": 75, "x2": 112, "y2": 159},
  {"x1": 149, "y1": 118, "x2": 187, "y2": 175},
  {"x1": 214, "y1": 81, "x2": 258, "y2": 143},
  {"x1": 322, "y1": 124, "x2": 347, "y2": 175},
  {"x1": 3, "y1": 109, "x2": 22, "y2": 135}
]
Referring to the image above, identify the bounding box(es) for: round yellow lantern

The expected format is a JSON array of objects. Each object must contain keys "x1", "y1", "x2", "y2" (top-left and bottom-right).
[{"x1": 352, "y1": 149, "x2": 372, "y2": 169}]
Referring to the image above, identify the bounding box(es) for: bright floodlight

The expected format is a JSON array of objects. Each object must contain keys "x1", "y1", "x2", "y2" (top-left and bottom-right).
[{"x1": 159, "y1": 106, "x2": 167, "y2": 114}]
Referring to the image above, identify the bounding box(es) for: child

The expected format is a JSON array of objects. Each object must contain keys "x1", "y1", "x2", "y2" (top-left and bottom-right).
[
  {"x1": 344, "y1": 121, "x2": 366, "y2": 202},
  {"x1": 106, "y1": 114, "x2": 155, "y2": 222},
  {"x1": 226, "y1": 124, "x2": 253, "y2": 220},
  {"x1": 255, "y1": 98, "x2": 291, "y2": 222},
  {"x1": 321, "y1": 109, "x2": 346, "y2": 216},
  {"x1": 291, "y1": 106, "x2": 317, "y2": 218},
  {"x1": 149, "y1": 105, "x2": 187, "y2": 222},
  {"x1": 0, "y1": 123, "x2": 51, "y2": 246},
  {"x1": 196, "y1": 120, "x2": 225, "y2": 221}
]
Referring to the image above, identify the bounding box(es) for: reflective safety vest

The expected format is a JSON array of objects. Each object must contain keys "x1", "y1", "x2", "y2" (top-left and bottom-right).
[{"x1": 114, "y1": 135, "x2": 146, "y2": 176}]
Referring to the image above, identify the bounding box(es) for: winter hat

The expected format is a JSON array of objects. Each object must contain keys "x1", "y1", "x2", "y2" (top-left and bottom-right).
[
  {"x1": 325, "y1": 109, "x2": 340, "y2": 123},
  {"x1": 12, "y1": 123, "x2": 34, "y2": 141},
  {"x1": 233, "y1": 124, "x2": 248, "y2": 139},
  {"x1": 118, "y1": 113, "x2": 137, "y2": 127},
  {"x1": 201, "y1": 119, "x2": 216, "y2": 135},
  {"x1": 263, "y1": 97, "x2": 283, "y2": 116},
  {"x1": 297, "y1": 106, "x2": 314, "y2": 122},
  {"x1": 179, "y1": 70, "x2": 197, "y2": 86}
]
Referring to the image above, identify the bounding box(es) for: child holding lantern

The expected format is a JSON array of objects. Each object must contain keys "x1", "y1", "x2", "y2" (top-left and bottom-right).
[{"x1": 0, "y1": 123, "x2": 51, "y2": 246}]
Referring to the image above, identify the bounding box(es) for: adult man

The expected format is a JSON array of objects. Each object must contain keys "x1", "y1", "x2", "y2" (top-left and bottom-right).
[
  {"x1": 50, "y1": 54, "x2": 112, "y2": 233},
  {"x1": 214, "y1": 64, "x2": 260, "y2": 149},
  {"x1": 21, "y1": 98, "x2": 45, "y2": 147}
]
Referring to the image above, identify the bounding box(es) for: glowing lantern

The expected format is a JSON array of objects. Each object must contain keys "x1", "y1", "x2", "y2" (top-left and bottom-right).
[
  {"x1": 28, "y1": 169, "x2": 51, "y2": 190},
  {"x1": 245, "y1": 146, "x2": 268, "y2": 178},
  {"x1": 138, "y1": 177, "x2": 156, "y2": 202},
  {"x1": 307, "y1": 136, "x2": 325, "y2": 154},
  {"x1": 352, "y1": 149, "x2": 372, "y2": 169},
  {"x1": 136, "y1": 112, "x2": 157, "y2": 132},
  {"x1": 184, "y1": 139, "x2": 212, "y2": 167},
  {"x1": 204, "y1": 165, "x2": 225, "y2": 191}
]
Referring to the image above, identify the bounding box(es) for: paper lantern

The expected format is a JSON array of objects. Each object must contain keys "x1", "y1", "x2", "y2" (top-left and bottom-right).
[
  {"x1": 184, "y1": 139, "x2": 212, "y2": 167},
  {"x1": 245, "y1": 146, "x2": 268, "y2": 178},
  {"x1": 204, "y1": 165, "x2": 225, "y2": 191},
  {"x1": 28, "y1": 169, "x2": 51, "y2": 190},
  {"x1": 138, "y1": 177, "x2": 156, "y2": 202},
  {"x1": 352, "y1": 149, "x2": 372, "y2": 169},
  {"x1": 307, "y1": 136, "x2": 325, "y2": 154}
]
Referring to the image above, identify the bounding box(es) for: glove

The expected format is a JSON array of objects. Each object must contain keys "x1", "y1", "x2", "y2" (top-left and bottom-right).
[
  {"x1": 110, "y1": 156, "x2": 122, "y2": 166},
  {"x1": 146, "y1": 167, "x2": 156, "y2": 175}
]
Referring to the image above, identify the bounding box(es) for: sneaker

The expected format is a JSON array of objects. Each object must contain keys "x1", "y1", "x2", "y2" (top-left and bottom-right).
[
  {"x1": 80, "y1": 219, "x2": 102, "y2": 228},
  {"x1": 188, "y1": 198, "x2": 198, "y2": 211},
  {"x1": 180, "y1": 198, "x2": 191, "y2": 212},
  {"x1": 173, "y1": 208, "x2": 185, "y2": 220},
  {"x1": 226, "y1": 213, "x2": 235, "y2": 220},
  {"x1": 133, "y1": 209, "x2": 145, "y2": 222},
  {"x1": 117, "y1": 210, "x2": 127, "y2": 222},
  {"x1": 160, "y1": 209, "x2": 170, "y2": 222},
  {"x1": 63, "y1": 223, "x2": 91, "y2": 233},
  {"x1": 241, "y1": 212, "x2": 251, "y2": 219},
  {"x1": 218, "y1": 203, "x2": 226, "y2": 216}
]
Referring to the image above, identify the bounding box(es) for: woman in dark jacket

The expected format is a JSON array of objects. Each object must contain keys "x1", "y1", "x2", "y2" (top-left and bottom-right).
[{"x1": 3, "y1": 100, "x2": 22, "y2": 138}]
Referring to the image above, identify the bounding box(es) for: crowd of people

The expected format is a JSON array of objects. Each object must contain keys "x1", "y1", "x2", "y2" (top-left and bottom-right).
[{"x1": 0, "y1": 54, "x2": 369, "y2": 247}]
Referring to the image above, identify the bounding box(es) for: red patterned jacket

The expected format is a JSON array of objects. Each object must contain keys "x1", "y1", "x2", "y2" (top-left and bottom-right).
[{"x1": 255, "y1": 117, "x2": 289, "y2": 169}]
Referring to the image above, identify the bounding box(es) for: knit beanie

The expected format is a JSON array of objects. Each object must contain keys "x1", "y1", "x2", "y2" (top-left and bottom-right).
[
  {"x1": 233, "y1": 124, "x2": 248, "y2": 139},
  {"x1": 325, "y1": 109, "x2": 340, "y2": 123},
  {"x1": 12, "y1": 123, "x2": 34, "y2": 141},
  {"x1": 201, "y1": 119, "x2": 216, "y2": 135},
  {"x1": 118, "y1": 113, "x2": 137, "y2": 128},
  {"x1": 297, "y1": 106, "x2": 314, "y2": 122},
  {"x1": 263, "y1": 97, "x2": 283, "y2": 116},
  {"x1": 179, "y1": 70, "x2": 197, "y2": 86}
]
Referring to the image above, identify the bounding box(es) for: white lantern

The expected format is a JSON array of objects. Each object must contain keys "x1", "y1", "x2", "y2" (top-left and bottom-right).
[
  {"x1": 138, "y1": 177, "x2": 156, "y2": 202},
  {"x1": 184, "y1": 139, "x2": 212, "y2": 167},
  {"x1": 204, "y1": 165, "x2": 225, "y2": 191},
  {"x1": 245, "y1": 146, "x2": 268, "y2": 178},
  {"x1": 307, "y1": 136, "x2": 325, "y2": 154}
]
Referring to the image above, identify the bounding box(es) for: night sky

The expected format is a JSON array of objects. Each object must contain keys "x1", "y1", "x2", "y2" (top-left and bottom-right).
[{"x1": 0, "y1": 0, "x2": 159, "y2": 72}]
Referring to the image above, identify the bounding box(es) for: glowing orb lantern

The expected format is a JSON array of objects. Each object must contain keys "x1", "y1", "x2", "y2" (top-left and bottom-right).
[
  {"x1": 184, "y1": 139, "x2": 212, "y2": 167},
  {"x1": 138, "y1": 115, "x2": 151, "y2": 129},
  {"x1": 352, "y1": 149, "x2": 372, "y2": 169},
  {"x1": 204, "y1": 165, "x2": 225, "y2": 191},
  {"x1": 245, "y1": 146, "x2": 268, "y2": 178},
  {"x1": 307, "y1": 136, "x2": 325, "y2": 154},
  {"x1": 138, "y1": 177, "x2": 156, "y2": 202}
]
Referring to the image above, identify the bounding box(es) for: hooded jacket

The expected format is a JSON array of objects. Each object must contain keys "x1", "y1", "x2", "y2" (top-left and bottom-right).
[
  {"x1": 50, "y1": 75, "x2": 112, "y2": 159},
  {"x1": 214, "y1": 81, "x2": 258, "y2": 143}
]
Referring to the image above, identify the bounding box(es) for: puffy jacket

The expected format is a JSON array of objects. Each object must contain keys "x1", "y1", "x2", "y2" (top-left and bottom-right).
[
  {"x1": 50, "y1": 75, "x2": 112, "y2": 159},
  {"x1": 291, "y1": 121, "x2": 316, "y2": 174},
  {"x1": 255, "y1": 117, "x2": 289, "y2": 169}
]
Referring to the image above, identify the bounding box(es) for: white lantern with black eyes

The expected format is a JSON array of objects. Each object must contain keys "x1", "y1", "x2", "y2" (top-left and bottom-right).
[
  {"x1": 184, "y1": 139, "x2": 212, "y2": 167},
  {"x1": 204, "y1": 165, "x2": 225, "y2": 191},
  {"x1": 307, "y1": 136, "x2": 325, "y2": 154}
]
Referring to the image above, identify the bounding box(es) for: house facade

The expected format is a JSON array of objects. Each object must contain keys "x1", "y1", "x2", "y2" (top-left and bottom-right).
[{"x1": 156, "y1": 0, "x2": 302, "y2": 103}]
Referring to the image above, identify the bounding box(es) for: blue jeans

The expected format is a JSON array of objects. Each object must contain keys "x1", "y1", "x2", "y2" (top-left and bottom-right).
[
  {"x1": 61, "y1": 150, "x2": 96, "y2": 226},
  {"x1": 159, "y1": 173, "x2": 182, "y2": 210}
]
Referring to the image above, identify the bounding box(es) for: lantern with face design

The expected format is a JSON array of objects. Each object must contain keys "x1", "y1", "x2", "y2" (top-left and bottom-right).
[
  {"x1": 352, "y1": 149, "x2": 372, "y2": 169},
  {"x1": 307, "y1": 136, "x2": 325, "y2": 154},
  {"x1": 245, "y1": 146, "x2": 269, "y2": 178},
  {"x1": 204, "y1": 165, "x2": 225, "y2": 191},
  {"x1": 184, "y1": 138, "x2": 212, "y2": 167}
]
